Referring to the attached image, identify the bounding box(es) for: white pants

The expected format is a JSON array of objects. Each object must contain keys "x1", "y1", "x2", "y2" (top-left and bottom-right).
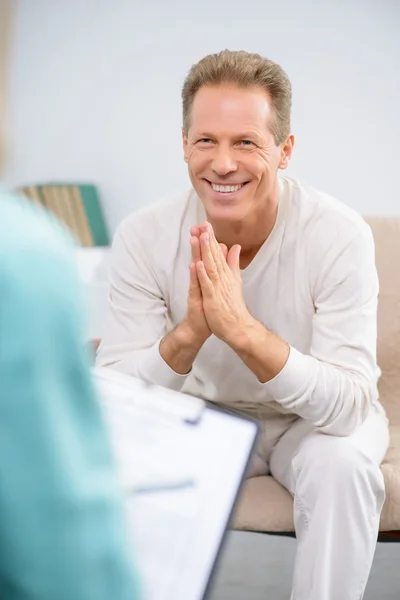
[{"x1": 251, "y1": 405, "x2": 389, "y2": 600}]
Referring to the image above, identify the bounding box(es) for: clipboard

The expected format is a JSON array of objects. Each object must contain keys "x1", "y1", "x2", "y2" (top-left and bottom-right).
[{"x1": 94, "y1": 367, "x2": 259, "y2": 600}]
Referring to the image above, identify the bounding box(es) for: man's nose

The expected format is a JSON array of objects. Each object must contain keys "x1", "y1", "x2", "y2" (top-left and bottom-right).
[{"x1": 211, "y1": 145, "x2": 238, "y2": 176}]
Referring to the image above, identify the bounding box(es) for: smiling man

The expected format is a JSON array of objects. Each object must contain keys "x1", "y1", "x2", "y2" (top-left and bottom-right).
[{"x1": 97, "y1": 50, "x2": 389, "y2": 600}]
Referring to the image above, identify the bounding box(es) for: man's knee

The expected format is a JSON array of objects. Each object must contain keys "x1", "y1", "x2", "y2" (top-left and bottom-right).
[{"x1": 291, "y1": 434, "x2": 385, "y2": 500}]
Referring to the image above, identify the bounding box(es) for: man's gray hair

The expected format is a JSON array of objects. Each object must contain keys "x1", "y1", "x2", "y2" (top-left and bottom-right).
[{"x1": 182, "y1": 49, "x2": 292, "y2": 146}]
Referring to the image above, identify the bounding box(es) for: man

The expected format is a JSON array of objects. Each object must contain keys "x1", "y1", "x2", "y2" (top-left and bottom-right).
[{"x1": 97, "y1": 50, "x2": 389, "y2": 600}]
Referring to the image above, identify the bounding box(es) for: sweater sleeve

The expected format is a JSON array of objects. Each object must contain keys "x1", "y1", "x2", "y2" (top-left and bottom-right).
[
  {"x1": 261, "y1": 221, "x2": 381, "y2": 436},
  {"x1": 96, "y1": 221, "x2": 189, "y2": 391}
]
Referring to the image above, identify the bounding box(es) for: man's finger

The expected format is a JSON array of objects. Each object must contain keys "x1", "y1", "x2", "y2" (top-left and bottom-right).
[
  {"x1": 208, "y1": 224, "x2": 228, "y2": 274},
  {"x1": 196, "y1": 261, "x2": 213, "y2": 297},
  {"x1": 200, "y1": 222, "x2": 225, "y2": 274},
  {"x1": 200, "y1": 232, "x2": 218, "y2": 281},
  {"x1": 189, "y1": 262, "x2": 201, "y2": 298},
  {"x1": 219, "y1": 243, "x2": 228, "y2": 260},
  {"x1": 227, "y1": 244, "x2": 241, "y2": 275},
  {"x1": 190, "y1": 236, "x2": 201, "y2": 263}
]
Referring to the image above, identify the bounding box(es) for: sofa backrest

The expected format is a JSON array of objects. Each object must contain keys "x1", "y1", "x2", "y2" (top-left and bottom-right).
[{"x1": 365, "y1": 217, "x2": 400, "y2": 426}]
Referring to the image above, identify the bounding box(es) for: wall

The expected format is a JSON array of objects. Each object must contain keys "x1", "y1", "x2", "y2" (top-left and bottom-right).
[
  {"x1": 3, "y1": 0, "x2": 400, "y2": 234},
  {"x1": 0, "y1": 0, "x2": 12, "y2": 167}
]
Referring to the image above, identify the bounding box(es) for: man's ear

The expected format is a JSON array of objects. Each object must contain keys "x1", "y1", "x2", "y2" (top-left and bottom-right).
[
  {"x1": 278, "y1": 134, "x2": 295, "y2": 170},
  {"x1": 182, "y1": 129, "x2": 189, "y2": 163}
]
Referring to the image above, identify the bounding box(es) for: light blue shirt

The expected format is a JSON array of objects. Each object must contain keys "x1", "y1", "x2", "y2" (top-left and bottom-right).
[{"x1": 0, "y1": 193, "x2": 140, "y2": 599}]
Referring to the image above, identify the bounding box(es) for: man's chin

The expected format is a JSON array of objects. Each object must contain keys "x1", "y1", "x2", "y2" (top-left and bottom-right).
[{"x1": 202, "y1": 197, "x2": 248, "y2": 223}]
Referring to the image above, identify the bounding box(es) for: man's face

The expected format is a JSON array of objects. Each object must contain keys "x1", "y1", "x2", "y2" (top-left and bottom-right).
[{"x1": 183, "y1": 84, "x2": 292, "y2": 223}]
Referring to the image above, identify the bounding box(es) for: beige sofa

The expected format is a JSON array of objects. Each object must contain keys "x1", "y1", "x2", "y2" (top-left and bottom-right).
[{"x1": 233, "y1": 217, "x2": 400, "y2": 534}]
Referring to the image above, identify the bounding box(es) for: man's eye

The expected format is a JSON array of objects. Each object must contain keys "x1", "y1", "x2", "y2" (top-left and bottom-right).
[
  {"x1": 240, "y1": 140, "x2": 254, "y2": 147},
  {"x1": 198, "y1": 138, "x2": 212, "y2": 144}
]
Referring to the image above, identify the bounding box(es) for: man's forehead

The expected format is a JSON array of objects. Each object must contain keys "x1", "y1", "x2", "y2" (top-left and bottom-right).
[{"x1": 190, "y1": 85, "x2": 272, "y2": 130}]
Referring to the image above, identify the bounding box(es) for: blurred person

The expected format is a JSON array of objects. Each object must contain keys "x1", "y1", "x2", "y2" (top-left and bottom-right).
[
  {"x1": 0, "y1": 193, "x2": 141, "y2": 599},
  {"x1": 97, "y1": 50, "x2": 389, "y2": 600},
  {"x1": 0, "y1": 4, "x2": 139, "y2": 596}
]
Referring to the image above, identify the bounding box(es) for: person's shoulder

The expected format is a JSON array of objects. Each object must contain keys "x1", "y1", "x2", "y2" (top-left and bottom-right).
[
  {"x1": 0, "y1": 192, "x2": 80, "y2": 302},
  {"x1": 118, "y1": 188, "x2": 195, "y2": 236},
  {"x1": 287, "y1": 176, "x2": 372, "y2": 244},
  {"x1": 115, "y1": 188, "x2": 197, "y2": 255},
  {"x1": 0, "y1": 192, "x2": 74, "y2": 258}
]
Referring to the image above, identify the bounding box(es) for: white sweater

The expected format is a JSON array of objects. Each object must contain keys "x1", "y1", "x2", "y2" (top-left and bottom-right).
[{"x1": 97, "y1": 176, "x2": 386, "y2": 436}]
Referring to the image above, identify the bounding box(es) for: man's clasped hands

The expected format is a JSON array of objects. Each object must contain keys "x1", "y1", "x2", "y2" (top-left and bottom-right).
[{"x1": 186, "y1": 222, "x2": 252, "y2": 347}]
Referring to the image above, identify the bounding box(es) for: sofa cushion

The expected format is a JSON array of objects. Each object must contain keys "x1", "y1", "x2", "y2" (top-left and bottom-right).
[
  {"x1": 380, "y1": 425, "x2": 400, "y2": 530},
  {"x1": 366, "y1": 217, "x2": 400, "y2": 427},
  {"x1": 233, "y1": 475, "x2": 294, "y2": 533},
  {"x1": 233, "y1": 428, "x2": 400, "y2": 534}
]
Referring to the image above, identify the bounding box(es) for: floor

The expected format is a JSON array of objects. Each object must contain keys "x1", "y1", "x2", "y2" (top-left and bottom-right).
[{"x1": 209, "y1": 531, "x2": 400, "y2": 600}]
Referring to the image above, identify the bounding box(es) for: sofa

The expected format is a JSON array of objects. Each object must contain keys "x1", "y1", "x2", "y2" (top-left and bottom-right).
[
  {"x1": 86, "y1": 218, "x2": 400, "y2": 534},
  {"x1": 233, "y1": 217, "x2": 400, "y2": 535}
]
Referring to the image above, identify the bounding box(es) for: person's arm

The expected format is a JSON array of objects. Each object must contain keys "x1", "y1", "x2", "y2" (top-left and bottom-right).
[
  {"x1": 96, "y1": 221, "x2": 205, "y2": 389},
  {"x1": 158, "y1": 320, "x2": 206, "y2": 375},
  {"x1": 230, "y1": 223, "x2": 379, "y2": 437},
  {"x1": 0, "y1": 197, "x2": 140, "y2": 600}
]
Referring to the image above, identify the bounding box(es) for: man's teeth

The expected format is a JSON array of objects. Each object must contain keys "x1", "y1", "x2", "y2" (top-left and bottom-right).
[{"x1": 211, "y1": 183, "x2": 244, "y2": 193}]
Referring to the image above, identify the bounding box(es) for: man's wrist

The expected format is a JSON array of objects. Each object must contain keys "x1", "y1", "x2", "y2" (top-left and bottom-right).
[
  {"x1": 176, "y1": 319, "x2": 210, "y2": 350},
  {"x1": 226, "y1": 316, "x2": 290, "y2": 383},
  {"x1": 224, "y1": 315, "x2": 260, "y2": 354},
  {"x1": 159, "y1": 321, "x2": 207, "y2": 376}
]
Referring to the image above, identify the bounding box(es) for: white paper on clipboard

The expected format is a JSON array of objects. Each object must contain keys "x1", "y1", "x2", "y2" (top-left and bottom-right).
[{"x1": 93, "y1": 367, "x2": 258, "y2": 600}]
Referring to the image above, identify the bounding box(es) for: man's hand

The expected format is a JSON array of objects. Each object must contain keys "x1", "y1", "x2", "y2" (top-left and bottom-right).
[
  {"x1": 187, "y1": 221, "x2": 289, "y2": 382},
  {"x1": 193, "y1": 222, "x2": 253, "y2": 345},
  {"x1": 159, "y1": 225, "x2": 229, "y2": 376},
  {"x1": 184, "y1": 225, "x2": 228, "y2": 344}
]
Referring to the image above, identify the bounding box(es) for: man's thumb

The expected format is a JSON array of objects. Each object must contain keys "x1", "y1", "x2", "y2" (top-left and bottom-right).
[{"x1": 227, "y1": 244, "x2": 241, "y2": 273}]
